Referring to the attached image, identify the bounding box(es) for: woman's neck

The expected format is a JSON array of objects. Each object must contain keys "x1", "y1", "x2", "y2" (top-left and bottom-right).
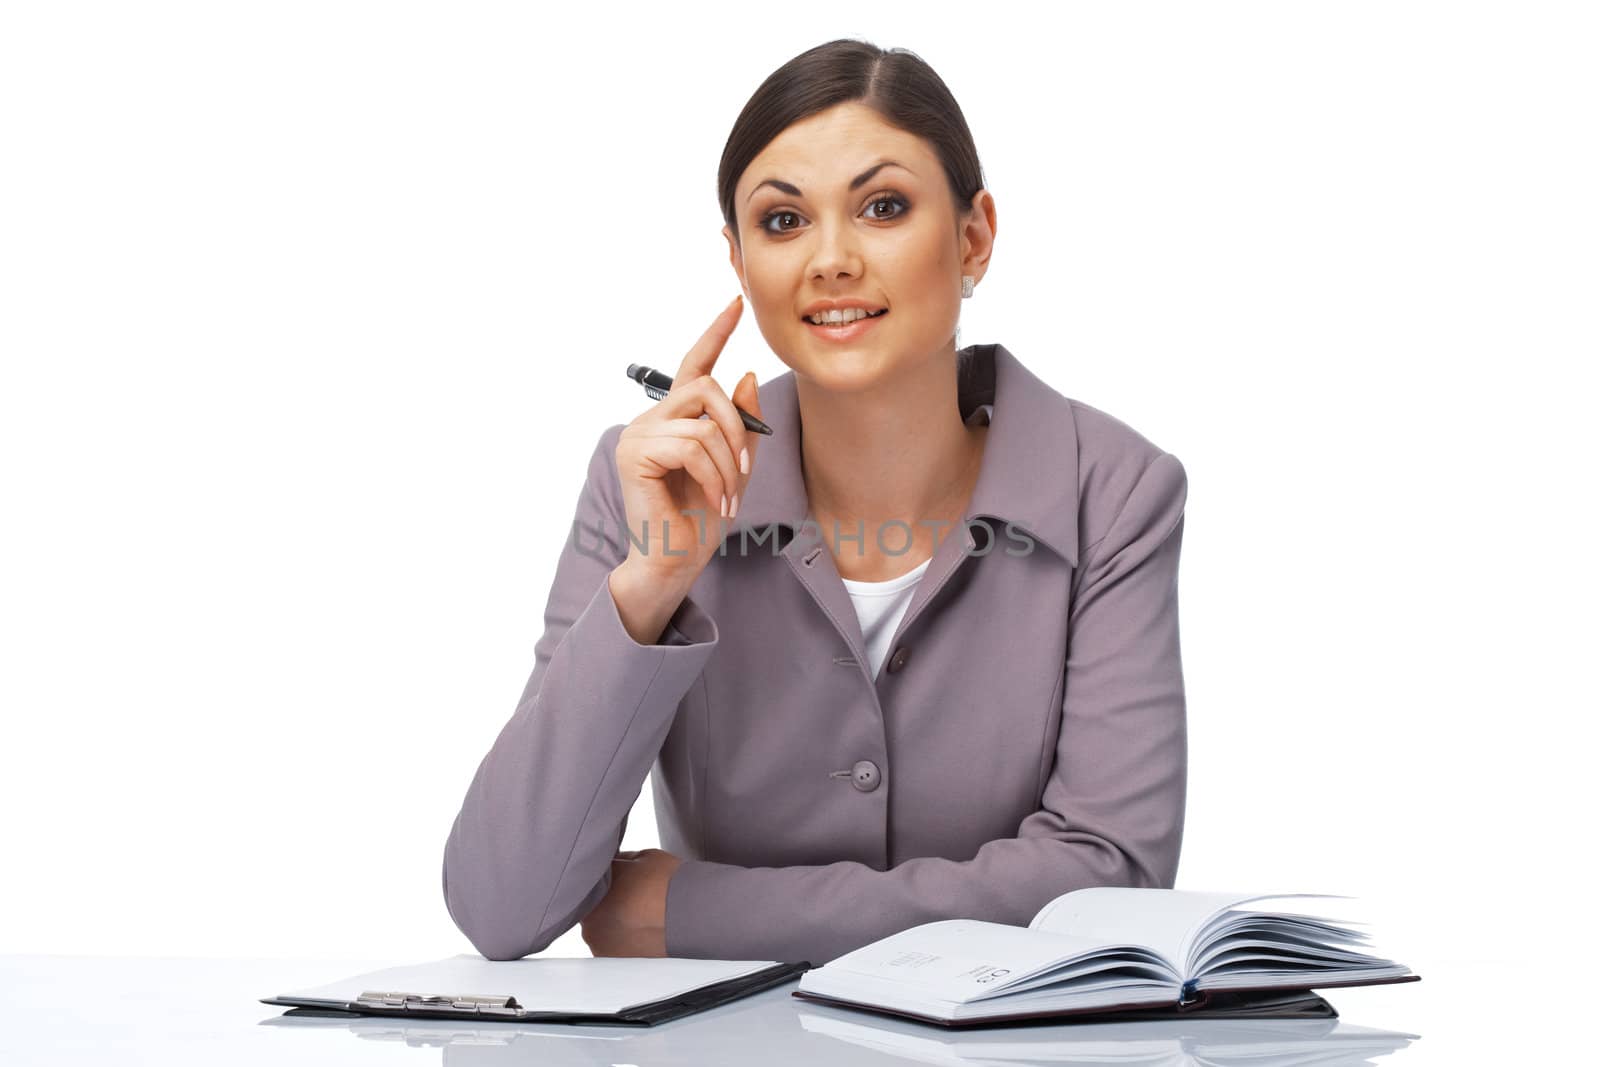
[{"x1": 795, "y1": 355, "x2": 987, "y2": 579}]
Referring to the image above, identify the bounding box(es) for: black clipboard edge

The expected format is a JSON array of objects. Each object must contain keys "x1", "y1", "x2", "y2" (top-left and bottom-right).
[{"x1": 262, "y1": 960, "x2": 811, "y2": 1027}]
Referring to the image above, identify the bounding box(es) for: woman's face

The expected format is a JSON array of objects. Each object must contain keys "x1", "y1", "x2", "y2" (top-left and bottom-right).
[{"x1": 725, "y1": 102, "x2": 993, "y2": 393}]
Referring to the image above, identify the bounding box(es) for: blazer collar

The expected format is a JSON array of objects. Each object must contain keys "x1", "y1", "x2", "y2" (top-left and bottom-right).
[{"x1": 727, "y1": 342, "x2": 1081, "y2": 566}]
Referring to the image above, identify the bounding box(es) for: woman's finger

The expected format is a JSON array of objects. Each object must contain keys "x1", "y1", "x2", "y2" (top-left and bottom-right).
[
  {"x1": 730, "y1": 371, "x2": 762, "y2": 474},
  {"x1": 654, "y1": 378, "x2": 748, "y2": 503},
  {"x1": 650, "y1": 431, "x2": 728, "y2": 518},
  {"x1": 672, "y1": 295, "x2": 743, "y2": 388}
]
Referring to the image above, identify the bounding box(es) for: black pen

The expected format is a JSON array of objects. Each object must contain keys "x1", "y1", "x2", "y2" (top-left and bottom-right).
[{"x1": 625, "y1": 364, "x2": 774, "y2": 436}]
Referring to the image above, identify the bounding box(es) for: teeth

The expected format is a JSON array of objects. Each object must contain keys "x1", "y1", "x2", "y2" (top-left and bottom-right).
[{"x1": 809, "y1": 308, "x2": 883, "y2": 325}]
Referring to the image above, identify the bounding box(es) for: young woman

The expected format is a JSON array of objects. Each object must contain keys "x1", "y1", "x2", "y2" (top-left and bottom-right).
[{"x1": 442, "y1": 39, "x2": 1190, "y2": 966}]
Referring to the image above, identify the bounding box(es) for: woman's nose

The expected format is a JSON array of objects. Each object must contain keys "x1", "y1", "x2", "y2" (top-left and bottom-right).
[{"x1": 807, "y1": 221, "x2": 864, "y2": 280}]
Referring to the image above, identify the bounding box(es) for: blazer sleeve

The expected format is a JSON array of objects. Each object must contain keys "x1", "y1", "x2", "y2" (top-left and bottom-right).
[
  {"x1": 441, "y1": 423, "x2": 719, "y2": 960},
  {"x1": 665, "y1": 452, "x2": 1188, "y2": 965}
]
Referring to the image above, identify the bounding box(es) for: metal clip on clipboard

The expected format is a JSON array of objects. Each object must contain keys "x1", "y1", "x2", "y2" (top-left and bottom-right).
[{"x1": 356, "y1": 991, "x2": 523, "y2": 1017}]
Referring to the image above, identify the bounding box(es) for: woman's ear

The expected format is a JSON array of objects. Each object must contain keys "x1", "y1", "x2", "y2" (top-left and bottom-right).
[{"x1": 723, "y1": 224, "x2": 747, "y2": 293}]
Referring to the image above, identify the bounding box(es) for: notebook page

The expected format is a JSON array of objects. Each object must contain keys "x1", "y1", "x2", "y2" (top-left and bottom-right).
[
  {"x1": 275, "y1": 954, "x2": 776, "y2": 1015},
  {"x1": 1028, "y1": 890, "x2": 1351, "y2": 976},
  {"x1": 804, "y1": 919, "x2": 1157, "y2": 1005}
]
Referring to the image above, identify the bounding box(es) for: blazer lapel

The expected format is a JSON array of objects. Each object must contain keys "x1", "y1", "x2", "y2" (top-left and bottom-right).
[{"x1": 720, "y1": 343, "x2": 1083, "y2": 682}]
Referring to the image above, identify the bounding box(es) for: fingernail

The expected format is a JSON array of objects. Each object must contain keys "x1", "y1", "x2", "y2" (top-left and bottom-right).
[
  {"x1": 731, "y1": 492, "x2": 740, "y2": 519},
  {"x1": 740, "y1": 447, "x2": 749, "y2": 475},
  {"x1": 720, "y1": 493, "x2": 728, "y2": 518}
]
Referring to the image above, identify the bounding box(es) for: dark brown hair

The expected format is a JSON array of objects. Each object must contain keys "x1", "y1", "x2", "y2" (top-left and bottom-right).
[{"x1": 717, "y1": 39, "x2": 985, "y2": 250}]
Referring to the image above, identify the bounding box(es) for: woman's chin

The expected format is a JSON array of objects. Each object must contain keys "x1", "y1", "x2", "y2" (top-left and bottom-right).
[{"x1": 792, "y1": 350, "x2": 901, "y2": 392}]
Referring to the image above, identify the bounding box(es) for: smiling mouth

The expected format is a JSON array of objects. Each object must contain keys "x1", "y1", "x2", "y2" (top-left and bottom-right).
[{"x1": 802, "y1": 309, "x2": 889, "y2": 325}]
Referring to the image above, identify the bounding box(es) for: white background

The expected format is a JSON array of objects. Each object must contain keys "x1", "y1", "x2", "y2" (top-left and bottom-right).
[{"x1": 2, "y1": 0, "x2": 1594, "y2": 979}]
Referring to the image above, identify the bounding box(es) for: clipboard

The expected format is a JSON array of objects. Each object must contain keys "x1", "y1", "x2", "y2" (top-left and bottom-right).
[{"x1": 261, "y1": 954, "x2": 811, "y2": 1026}]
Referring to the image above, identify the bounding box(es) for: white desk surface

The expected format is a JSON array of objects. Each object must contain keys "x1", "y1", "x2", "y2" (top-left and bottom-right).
[{"x1": 0, "y1": 954, "x2": 1546, "y2": 1064}]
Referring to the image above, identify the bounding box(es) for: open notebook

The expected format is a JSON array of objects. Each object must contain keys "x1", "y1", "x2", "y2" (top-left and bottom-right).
[
  {"x1": 793, "y1": 888, "x2": 1420, "y2": 1027},
  {"x1": 261, "y1": 955, "x2": 808, "y2": 1026}
]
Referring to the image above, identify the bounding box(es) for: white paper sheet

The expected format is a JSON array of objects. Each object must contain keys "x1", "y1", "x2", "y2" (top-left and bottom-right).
[
  {"x1": 1028, "y1": 889, "x2": 1357, "y2": 976},
  {"x1": 273, "y1": 954, "x2": 778, "y2": 1015}
]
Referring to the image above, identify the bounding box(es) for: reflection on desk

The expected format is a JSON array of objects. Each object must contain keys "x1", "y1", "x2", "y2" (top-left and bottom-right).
[
  {"x1": 795, "y1": 1006, "x2": 1416, "y2": 1065},
  {"x1": 261, "y1": 980, "x2": 1420, "y2": 1065},
  {"x1": 22, "y1": 954, "x2": 1518, "y2": 1065}
]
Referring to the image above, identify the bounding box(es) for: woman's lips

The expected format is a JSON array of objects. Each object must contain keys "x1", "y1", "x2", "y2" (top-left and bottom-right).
[{"x1": 802, "y1": 309, "x2": 888, "y2": 343}]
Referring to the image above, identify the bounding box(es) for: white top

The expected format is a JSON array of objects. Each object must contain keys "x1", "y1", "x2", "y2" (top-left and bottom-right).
[
  {"x1": 840, "y1": 403, "x2": 993, "y2": 681},
  {"x1": 841, "y1": 557, "x2": 934, "y2": 680}
]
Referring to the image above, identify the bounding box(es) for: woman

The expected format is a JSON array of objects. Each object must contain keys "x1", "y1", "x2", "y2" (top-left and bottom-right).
[{"x1": 442, "y1": 38, "x2": 1189, "y2": 966}]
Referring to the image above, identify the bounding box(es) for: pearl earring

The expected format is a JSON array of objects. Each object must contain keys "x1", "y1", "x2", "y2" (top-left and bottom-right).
[{"x1": 961, "y1": 275, "x2": 975, "y2": 299}]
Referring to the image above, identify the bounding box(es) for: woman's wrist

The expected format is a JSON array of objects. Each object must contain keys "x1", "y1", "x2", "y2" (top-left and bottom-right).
[{"x1": 608, "y1": 559, "x2": 695, "y2": 646}]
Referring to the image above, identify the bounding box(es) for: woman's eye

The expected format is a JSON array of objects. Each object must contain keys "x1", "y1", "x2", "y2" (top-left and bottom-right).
[
  {"x1": 759, "y1": 193, "x2": 909, "y2": 235},
  {"x1": 866, "y1": 193, "x2": 908, "y2": 220},
  {"x1": 763, "y1": 210, "x2": 803, "y2": 233}
]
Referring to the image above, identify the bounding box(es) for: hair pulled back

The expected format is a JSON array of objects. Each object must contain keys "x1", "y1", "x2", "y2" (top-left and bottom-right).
[{"x1": 717, "y1": 39, "x2": 985, "y2": 249}]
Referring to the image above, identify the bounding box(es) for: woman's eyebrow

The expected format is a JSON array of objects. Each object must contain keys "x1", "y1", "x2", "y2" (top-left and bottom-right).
[{"x1": 746, "y1": 160, "x2": 915, "y2": 203}]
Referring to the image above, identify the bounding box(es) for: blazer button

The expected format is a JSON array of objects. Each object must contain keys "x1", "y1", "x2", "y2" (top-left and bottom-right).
[
  {"x1": 851, "y1": 760, "x2": 882, "y2": 792},
  {"x1": 886, "y1": 646, "x2": 911, "y2": 674}
]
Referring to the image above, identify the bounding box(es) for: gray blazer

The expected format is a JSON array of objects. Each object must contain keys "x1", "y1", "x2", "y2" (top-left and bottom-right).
[{"x1": 442, "y1": 342, "x2": 1189, "y2": 965}]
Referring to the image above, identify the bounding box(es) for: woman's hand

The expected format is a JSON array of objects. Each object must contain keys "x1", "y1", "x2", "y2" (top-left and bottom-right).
[
  {"x1": 614, "y1": 296, "x2": 763, "y2": 593},
  {"x1": 580, "y1": 848, "x2": 684, "y2": 957}
]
